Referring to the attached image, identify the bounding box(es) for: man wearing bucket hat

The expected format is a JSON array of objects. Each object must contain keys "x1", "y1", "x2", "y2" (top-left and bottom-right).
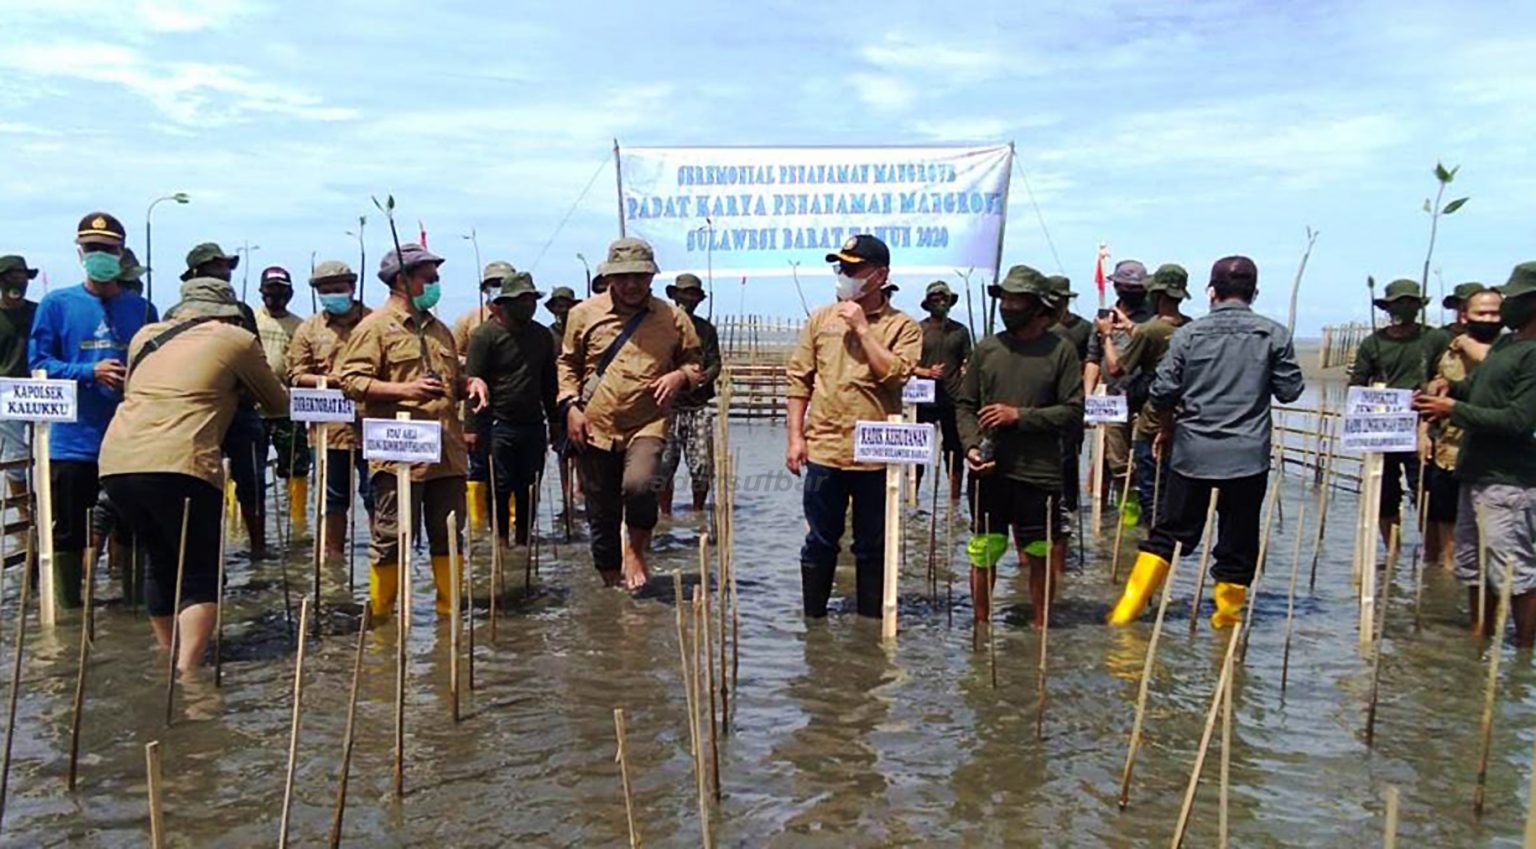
[
  {"x1": 1112, "y1": 263, "x2": 1194, "y2": 524},
  {"x1": 29, "y1": 212, "x2": 154, "y2": 609},
  {"x1": 454, "y1": 260, "x2": 516, "y2": 533},
  {"x1": 1415, "y1": 263, "x2": 1536, "y2": 645},
  {"x1": 1085, "y1": 259, "x2": 1155, "y2": 521},
  {"x1": 1111, "y1": 256, "x2": 1303, "y2": 629},
  {"x1": 116, "y1": 248, "x2": 147, "y2": 295},
  {"x1": 287, "y1": 260, "x2": 374, "y2": 562},
  {"x1": 335, "y1": 243, "x2": 489, "y2": 621},
  {"x1": 100, "y1": 276, "x2": 288, "y2": 673},
  {"x1": 545, "y1": 285, "x2": 580, "y2": 514},
  {"x1": 255, "y1": 265, "x2": 311, "y2": 533},
  {"x1": 547, "y1": 285, "x2": 578, "y2": 347},
  {"x1": 557, "y1": 238, "x2": 703, "y2": 590},
  {"x1": 915, "y1": 280, "x2": 972, "y2": 502},
  {"x1": 657, "y1": 273, "x2": 720, "y2": 516},
  {"x1": 0, "y1": 256, "x2": 39, "y2": 507},
  {"x1": 468, "y1": 271, "x2": 558, "y2": 547},
  {"x1": 786, "y1": 234, "x2": 922, "y2": 618},
  {"x1": 1442, "y1": 282, "x2": 1488, "y2": 338},
  {"x1": 1350, "y1": 278, "x2": 1452, "y2": 551},
  {"x1": 956, "y1": 264, "x2": 1082, "y2": 626}
]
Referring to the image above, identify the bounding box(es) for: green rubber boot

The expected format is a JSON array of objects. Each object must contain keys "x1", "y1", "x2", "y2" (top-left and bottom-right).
[{"x1": 53, "y1": 550, "x2": 84, "y2": 610}]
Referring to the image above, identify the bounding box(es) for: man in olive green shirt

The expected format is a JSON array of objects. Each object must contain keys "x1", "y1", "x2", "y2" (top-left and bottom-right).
[
  {"x1": 1114, "y1": 264, "x2": 1192, "y2": 524},
  {"x1": 0, "y1": 255, "x2": 38, "y2": 503},
  {"x1": 1047, "y1": 274, "x2": 1089, "y2": 516},
  {"x1": 1415, "y1": 262, "x2": 1536, "y2": 646},
  {"x1": 1351, "y1": 279, "x2": 1452, "y2": 549},
  {"x1": 957, "y1": 264, "x2": 1083, "y2": 627},
  {"x1": 915, "y1": 280, "x2": 971, "y2": 502}
]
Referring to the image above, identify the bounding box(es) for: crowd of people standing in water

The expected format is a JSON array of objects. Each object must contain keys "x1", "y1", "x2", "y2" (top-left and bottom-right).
[{"x1": 0, "y1": 210, "x2": 1533, "y2": 681}]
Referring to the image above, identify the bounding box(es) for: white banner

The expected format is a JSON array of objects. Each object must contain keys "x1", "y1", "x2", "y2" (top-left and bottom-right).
[
  {"x1": 362, "y1": 418, "x2": 443, "y2": 464},
  {"x1": 617, "y1": 144, "x2": 1013, "y2": 278},
  {"x1": 290, "y1": 388, "x2": 356, "y2": 423},
  {"x1": 0, "y1": 378, "x2": 77, "y2": 422},
  {"x1": 902, "y1": 378, "x2": 936, "y2": 406},
  {"x1": 853, "y1": 420, "x2": 937, "y2": 466}
]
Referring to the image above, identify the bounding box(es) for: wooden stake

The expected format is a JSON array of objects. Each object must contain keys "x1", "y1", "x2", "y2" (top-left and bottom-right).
[
  {"x1": 164, "y1": 497, "x2": 191, "y2": 727},
  {"x1": 67, "y1": 542, "x2": 98, "y2": 791},
  {"x1": 1110, "y1": 459, "x2": 1135, "y2": 583},
  {"x1": 1384, "y1": 785, "x2": 1400, "y2": 848},
  {"x1": 31, "y1": 387, "x2": 56, "y2": 628},
  {"x1": 881, "y1": 414, "x2": 902, "y2": 641},
  {"x1": 312, "y1": 424, "x2": 328, "y2": 639},
  {"x1": 347, "y1": 452, "x2": 357, "y2": 598},
  {"x1": 1523, "y1": 733, "x2": 1536, "y2": 846},
  {"x1": 1090, "y1": 387, "x2": 1107, "y2": 537},
  {"x1": 328, "y1": 607, "x2": 369, "y2": 849},
  {"x1": 1358, "y1": 450, "x2": 1385, "y2": 648},
  {"x1": 691, "y1": 589, "x2": 713, "y2": 848},
  {"x1": 0, "y1": 536, "x2": 31, "y2": 829},
  {"x1": 466, "y1": 531, "x2": 476, "y2": 692},
  {"x1": 1237, "y1": 485, "x2": 1282, "y2": 663},
  {"x1": 1280, "y1": 505, "x2": 1307, "y2": 698},
  {"x1": 1170, "y1": 622, "x2": 1244, "y2": 849},
  {"x1": 448, "y1": 511, "x2": 461, "y2": 723},
  {"x1": 1476, "y1": 507, "x2": 1489, "y2": 638},
  {"x1": 278, "y1": 597, "x2": 312, "y2": 848},
  {"x1": 674, "y1": 572, "x2": 698, "y2": 761},
  {"x1": 1473, "y1": 510, "x2": 1517, "y2": 818},
  {"x1": 1119, "y1": 541, "x2": 1185, "y2": 809},
  {"x1": 614, "y1": 707, "x2": 639, "y2": 849},
  {"x1": 1308, "y1": 419, "x2": 1337, "y2": 592},
  {"x1": 926, "y1": 455, "x2": 940, "y2": 602},
  {"x1": 146, "y1": 740, "x2": 165, "y2": 849},
  {"x1": 1219, "y1": 622, "x2": 1234, "y2": 849},
  {"x1": 1036, "y1": 497, "x2": 1054, "y2": 741},
  {"x1": 488, "y1": 452, "x2": 501, "y2": 639},
  {"x1": 1189, "y1": 490, "x2": 1222, "y2": 635},
  {"x1": 944, "y1": 496, "x2": 955, "y2": 628},
  {"x1": 215, "y1": 463, "x2": 229, "y2": 688},
  {"x1": 699, "y1": 536, "x2": 720, "y2": 800},
  {"x1": 1365, "y1": 523, "x2": 1399, "y2": 747}
]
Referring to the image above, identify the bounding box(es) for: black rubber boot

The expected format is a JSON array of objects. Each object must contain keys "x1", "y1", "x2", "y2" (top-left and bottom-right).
[{"x1": 801, "y1": 561, "x2": 835, "y2": 617}]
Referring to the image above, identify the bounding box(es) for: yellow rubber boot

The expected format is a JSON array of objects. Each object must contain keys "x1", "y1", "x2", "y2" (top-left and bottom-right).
[
  {"x1": 224, "y1": 478, "x2": 240, "y2": 525},
  {"x1": 288, "y1": 478, "x2": 309, "y2": 535},
  {"x1": 431, "y1": 555, "x2": 458, "y2": 615},
  {"x1": 1108, "y1": 551, "x2": 1172, "y2": 625},
  {"x1": 467, "y1": 481, "x2": 487, "y2": 532},
  {"x1": 1211, "y1": 582, "x2": 1247, "y2": 630},
  {"x1": 369, "y1": 563, "x2": 400, "y2": 621}
]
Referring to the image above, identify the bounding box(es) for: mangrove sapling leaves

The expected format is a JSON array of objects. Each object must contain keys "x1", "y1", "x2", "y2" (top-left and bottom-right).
[
  {"x1": 1435, "y1": 161, "x2": 1453, "y2": 183},
  {"x1": 1442, "y1": 197, "x2": 1469, "y2": 215}
]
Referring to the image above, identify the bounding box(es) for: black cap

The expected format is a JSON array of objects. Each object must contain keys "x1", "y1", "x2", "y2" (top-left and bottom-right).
[
  {"x1": 1210, "y1": 255, "x2": 1258, "y2": 288},
  {"x1": 261, "y1": 266, "x2": 294, "y2": 287},
  {"x1": 76, "y1": 211, "x2": 126, "y2": 247},
  {"x1": 825, "y1": 234, "x2": 890, "y2": 268}
]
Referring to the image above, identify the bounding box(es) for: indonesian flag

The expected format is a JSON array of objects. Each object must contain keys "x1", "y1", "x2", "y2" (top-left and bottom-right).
[
  {"x1": 418, "y1": 221, "x2": 428, "y2": 249},
  {"x1": 1094, "y1": 242, "x2": 1110, "y2": 305}
]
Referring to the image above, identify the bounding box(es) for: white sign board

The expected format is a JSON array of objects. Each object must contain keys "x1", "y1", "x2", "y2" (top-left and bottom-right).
[
  {"x1": 902, "y1": 378, "x2": 937, "y2": 405},
  {"x1": 617, "y1": 144, "x2": 1014, "y2": 278},
  {"x1": 290, "y1": 388, "x2": 357, "y2": 423},
  {"x1": 362, "y1": 418, "x2": 443, "y2": 464},
  {"x1": 853, "y1": 421, "x2": 937, "y2": 466},
  {"x1": 0, "y1": 378, "x2": 77, "y2": 422},
  {"x1": 1084, "y1": 394, "x2": 1129, "y2": 425},
  {"x1": 1342, "y1": 387, "x2": 1417, "y2": 453}
]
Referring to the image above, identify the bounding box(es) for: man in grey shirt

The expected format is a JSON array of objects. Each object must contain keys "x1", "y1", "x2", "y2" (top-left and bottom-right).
[{"x1": 1109, "y1": 255, "x2": 1304, "y2": 629}]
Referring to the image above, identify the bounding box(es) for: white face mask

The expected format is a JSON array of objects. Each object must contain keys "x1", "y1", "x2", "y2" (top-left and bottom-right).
[{"x1": 835, "y1": 271, "x2": 864, "y2": 302}]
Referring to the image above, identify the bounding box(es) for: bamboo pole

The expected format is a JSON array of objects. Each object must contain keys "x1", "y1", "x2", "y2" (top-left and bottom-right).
[
  {"x1": 0, "y1": 534, "x2": 32, "y2": 829},
  {"x1": 614, "y1": 708, "x2": 639, "y2": 848},
  {"x1": 1308, "y1": 418, "x2": 1337, "y2": 592},
  {"x1": 1237, "y1": 486, "x2": 1282, "y2": 663},
  {"x1": 278, "y1": 597, "x2": 312, "y2": 848},
  {"x1": 926, "y1": 454, "x2": 940, "y2": 602},
  {"x1": 1280, "y1": 505, "x2": 1307, "y2": 698},
  {"x1": 1036, "y1": 498, "x2": 1054, "y2": 740},
  {"x1": 1384, "y1": 785, "x2": 1400, "y2": 848},
  {"x1": 1170, "y1": 622, "x2": 1244, "y2": 849},
  {"x1": 489, "y1": 452, "x2": 501, "y2": 638},
  {"x1": 164, "y1": 497, "x2": 191, "y2": 727},
  {"x1": 312, "y1": 427, "x2": 327, "y2": 639},
  {"x1": 674, "y1": 572, "x2": 698, "y2": 762},
  {"x1": 1219, "y1": 624, "x2": 1234, "y2": 849},
  {"x1": 347, "y1": 453, "x2": 357, "y2": 597},
  {"x1": 1189, "y1": 490, "x2": 1222, "y2": 635},
  {"x1": 466, "y1": 531, "x2": 476, "y2": 692},
  {"x1": 1473, "y1": 509, "x2": 1517, "y2": 818},
  {"x1": 448, "y1": 511, "x2": 461, "y2": 724},
  {"x1": 393, "y1": 428, "x2": 411, "y2": 798},
  {"x1": 1524, "y1": 733, "x2": 1536, "y2": 846},
  {"x1": 67, "y1": 541, "x2": 99, "y2": 790},
  {"x1": 328, "y1": 608, "x2": 370, "y2": 848},
  {"x1": 1119, "y1": 541, "x2": 1185, "y2": 809},
  {"x1": 1365, "y1": 524, "x2": 1400, "y2": 747},
  {"x1": 718, "y1": 479, "x2": 732, "y2": 731},
  {"x1": 215, "y1": 463, "x2": 229, "y2": 688},
  {"x1": 691, "y1": 588, "x2": 713, "y2": 848},
  {"x1": 1109, "y1": 459, "x2": 1136, "y2": 583},
  {"x1": 1476, "y1": 508, "x2": 1489, "y2": 638},
  {"x1": 146, "y1": 740, "x2": 165, "y2": 849},
  {"x1": 699, "y1": 536, "x2": 720, "y2": 801}
]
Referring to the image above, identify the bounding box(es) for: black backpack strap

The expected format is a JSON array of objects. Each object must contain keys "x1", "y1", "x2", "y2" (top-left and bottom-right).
[
  {"x1": 594, "y1": 307, "x2": 649, "y2": 379},
  {"x1": 127, "y1": 316, "x2": 218, "y2": 378}
]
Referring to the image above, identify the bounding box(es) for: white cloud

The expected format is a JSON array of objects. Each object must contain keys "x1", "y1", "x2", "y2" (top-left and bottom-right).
[
  {"x1": 848, "y1": 73, "x2": 916, "y2": 113},
  {"x1": 861, "y1": 35, "x2": 1006, "y2": 83},
  {"x1": 132, "y1": 0, "x2": 259, "y2": 33}
]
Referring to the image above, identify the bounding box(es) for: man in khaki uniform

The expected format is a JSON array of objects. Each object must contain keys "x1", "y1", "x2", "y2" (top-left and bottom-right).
[
  {"x1": 557, "y1": 238, "x2": 703, "y2": 590},
  {"x1": 287, "y1": 260, "x2": 374, "y2": 562},
  {"x1": 454, "y1": 260, "x2": 515, "y2": 531},
  {"x1": 335, "y1": 244, "x2": 488, "y2": 620},
  {"x1": 786, "y1": 234, "x2": 922, "y2": 617}
]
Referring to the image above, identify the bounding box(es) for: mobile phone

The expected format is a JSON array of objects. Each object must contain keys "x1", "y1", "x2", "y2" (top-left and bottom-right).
[{"x1": 1096, "y1": 308, "x2": 1112, "y2": 320}]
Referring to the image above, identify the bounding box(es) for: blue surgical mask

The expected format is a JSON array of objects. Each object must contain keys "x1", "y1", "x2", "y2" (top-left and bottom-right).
[
  {"x1": 319, "y1": 293, "x2": 354, "y2": 315},
  {"x1": 411, "y1": 281, "x2": 442, "y2": 311},
  {"x1": 82, "y1": 252, "x2": 120, "y2": 283}
]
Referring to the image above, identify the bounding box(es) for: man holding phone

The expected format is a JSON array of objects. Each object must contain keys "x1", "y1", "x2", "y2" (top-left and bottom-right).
[{"x1": 1083, "y1": 260, "x2": 1154, "y2": 519}]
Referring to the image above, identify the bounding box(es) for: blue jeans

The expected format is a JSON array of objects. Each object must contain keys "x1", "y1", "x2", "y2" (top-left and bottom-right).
[
  {"x1": 1133, "y1": 437, "x2": 1167, "y2": 525},
  {"x1": 800, "y1": 462, "x2": 887, "y2": 617},
  {"x1": 324, "y1": 448, "x2": 374, "y2": 516}
]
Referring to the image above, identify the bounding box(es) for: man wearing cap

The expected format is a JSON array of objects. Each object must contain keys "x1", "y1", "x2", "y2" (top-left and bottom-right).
[
  {"x1": 287, "y1": 260, "x2": 374, "y2": 563},
  {"x1": 546, "y1": 285, "x2": 580, "y2": 513},
  {"x1": 957, "y1": 264, "x2": 1082, "y2": 627},
  {"x1": 255, "y1": 265, "x2": 311, "y2": 530},
  {"x1": 1350, "y1": 279, "x2": 1452, "y2": 551},
  {"x1": 468, "y1": 271, "x2": 558, "y2": 547},
  {"x1": 1442, "y1": 282, "x2": 1487, "y2": 338},
  {"x1": 100, "y1": 276, "x2": 288, "y2": 674},
  {"x1": 558, "y1": 238, "x2": 703, "y2": 590},
  {"x1": 0, "y1": 256, "x2": 39, "y2": 508},
  {"x1": 28, "y1": 212, "x2": 155, "y2": 610},
  {"x1": 1111, "y1": 256, "x2": 1303, "y2": 629},
  {"x1": 336, "y1": 244, "x2": 487, "y2": 620},
  {"x1": 786, "y1": 234, "x2": 922, "y2": 618},
  {"x1": 658, "y1": 273, "x2": 721, "y2": 516},
  {"x1": 454, "y1": 261, "x2": 515, "y2": 532},
  {"x1": 1111, "y1": 264, "x2": 1193, "y2": 524},
  {"x1": 915, "y1": 280, "x2": 971, "y2": 503},
  {"x1": 1085, "y1": 260, "x2": 1155, "y2": 520},
  {"x1": 1415, "y1": 263, "x2": 1536, "y2": 644}
]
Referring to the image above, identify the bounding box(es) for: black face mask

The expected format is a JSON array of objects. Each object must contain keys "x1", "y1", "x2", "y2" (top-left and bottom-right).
[
  {"x1": 1118, "y1": 288, "x2": 1147, "y2": 309},
  {"x1": 1001, "y1": 305, "x2": 1041, "y2": 334},
  {"x1": 1465, "y1": 321, "x2": 1502, "y2": 343},
  {"x1": 262, "y1": 289, "x2": 293, "y2": 312}
]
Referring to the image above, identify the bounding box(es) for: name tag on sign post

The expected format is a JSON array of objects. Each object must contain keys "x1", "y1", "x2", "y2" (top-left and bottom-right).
[
  {"x1": 1342, "y1": 387, "x2": 1417, "y2": 453},
  {"x1": 362, "y1": 418, "x2": 443, "y2": 464},
  {"x1": 0, "y1": 377, "x2": 77, "y2": 422},
  {"x1": 853, "y1": 420, "x2": 937, "y2": 465},
  {"x1": 1084, "y1": 394, "x2": 1128, "y2": 425},
  {"x1": 902, "y1": 378, "x2": 937, "y2": 406},
  {"x1": 289, "y1": 388, "x2": 357, "y2": 423}
]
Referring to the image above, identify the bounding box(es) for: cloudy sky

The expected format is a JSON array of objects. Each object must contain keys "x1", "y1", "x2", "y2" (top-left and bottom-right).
[{"x1": 2, "y1": 0, "x2": 1532, "y2": 335}]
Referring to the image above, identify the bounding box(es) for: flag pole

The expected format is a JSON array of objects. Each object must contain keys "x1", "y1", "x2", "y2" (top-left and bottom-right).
[{"x1": 613, "y1": 139, "x2": 627, "y2": 238}]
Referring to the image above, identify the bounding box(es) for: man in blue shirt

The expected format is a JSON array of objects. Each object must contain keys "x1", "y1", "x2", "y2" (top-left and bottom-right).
[{"x1": 28, "y1": 212, "x2": 154, "y2": 609}]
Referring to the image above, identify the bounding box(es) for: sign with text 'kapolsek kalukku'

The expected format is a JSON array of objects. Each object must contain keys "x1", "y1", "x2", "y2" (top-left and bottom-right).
[
  {"x1": 0, "y1": 378, "x2": 77, "y2": 423},
  {"x1": 362, "y1": 418, "x2": 442, "y2": 464},
  {"x1": 290, "y1": 388, "x2": 356, "y2": 423},
  {"x1": 853, "y1": 420, "x2": 936, "y2": 466}
]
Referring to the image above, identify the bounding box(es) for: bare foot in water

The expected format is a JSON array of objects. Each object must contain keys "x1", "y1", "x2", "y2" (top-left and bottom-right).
[{"x1": 622, "y1": 549, "x2": 650, "y2": 591}]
